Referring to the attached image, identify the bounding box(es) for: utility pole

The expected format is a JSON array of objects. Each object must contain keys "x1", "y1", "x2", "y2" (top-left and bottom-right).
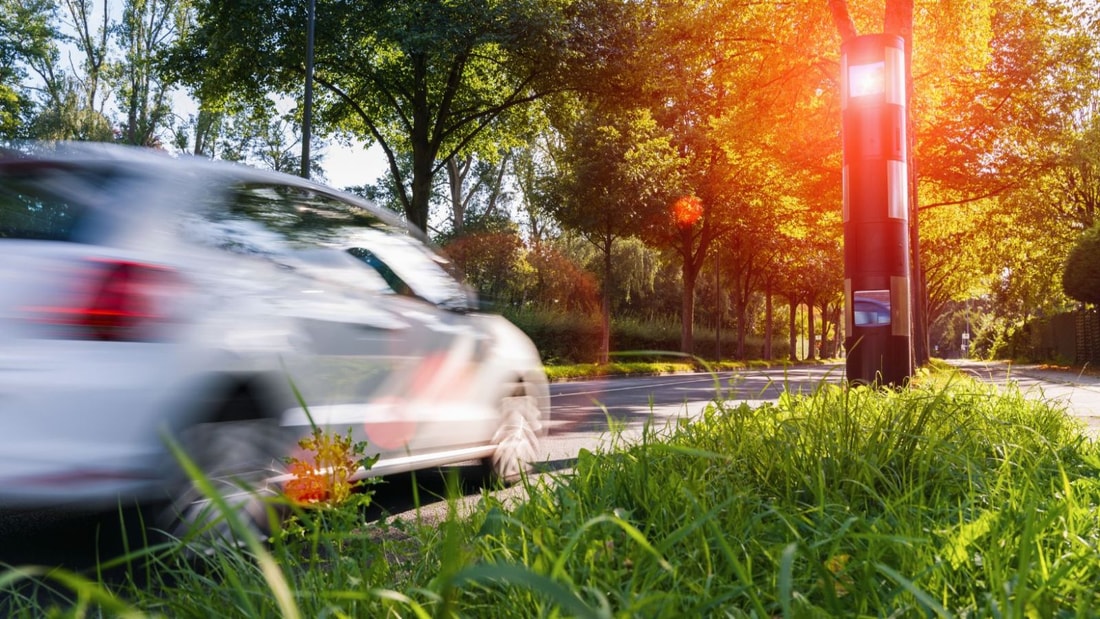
[{"x1": 301, "y1": 0, "x2": 315, "y2": 179}]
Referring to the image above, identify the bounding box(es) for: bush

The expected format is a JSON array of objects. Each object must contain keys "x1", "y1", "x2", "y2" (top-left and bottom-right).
[
  {"x1": 502, "y1": 307, "x2": 603, "y2": 364},
  {"x1": 502, "y1": 307, "x2": 790, "y2": 364}
]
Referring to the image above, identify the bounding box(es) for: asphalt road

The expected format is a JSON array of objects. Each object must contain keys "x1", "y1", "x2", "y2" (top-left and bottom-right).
[
  {"x1": 949, "y1": 359, "x2": 1100, "y2": 436},
  {"x1": 540, "y1": 364, "x2": 845, "y2": 466}
]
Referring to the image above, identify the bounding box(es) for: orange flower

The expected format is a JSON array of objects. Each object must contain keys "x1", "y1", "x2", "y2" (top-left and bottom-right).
[
  {"x1": 671, "y1": 195, "x2": 703, "y2": 228},
  {"x1": 284, "y1": 460, "x2": 329, "y2": 505},
  {"x1": 282, "y1": 427, "x2": 364, "y2": 506}
]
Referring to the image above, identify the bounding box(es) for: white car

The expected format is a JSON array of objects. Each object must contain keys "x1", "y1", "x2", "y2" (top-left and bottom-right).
[{"x1": 0, "y1": 142, "x2": 549, "y2": 539}]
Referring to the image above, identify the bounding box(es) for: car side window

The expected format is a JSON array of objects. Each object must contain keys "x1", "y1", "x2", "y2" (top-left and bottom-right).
[
  {"x1": 346, "y1": 247, "x2": 416, "y2": 297},
  {"x1": 186, "y1": 181, "x2": 475, "y2": 310},
  {"x1": 342, "y1": 229, "x2": 474, "y2": 311},
  {"x1": 186, "y1": 183, "x2": 397, "y2": 256}
]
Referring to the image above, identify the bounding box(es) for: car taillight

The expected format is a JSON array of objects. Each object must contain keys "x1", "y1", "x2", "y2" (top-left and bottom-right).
[{"x1": 25, "y1": 258, "x2": 182, "y2": 342}]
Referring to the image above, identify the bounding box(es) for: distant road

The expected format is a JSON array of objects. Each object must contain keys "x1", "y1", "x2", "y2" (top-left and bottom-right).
[
  {"x1": 950, "y1": 360, "x2": 1100, "y2": 437},
  {"x1": 541, "y1": 364, "x2": 845, "y2": 464}
]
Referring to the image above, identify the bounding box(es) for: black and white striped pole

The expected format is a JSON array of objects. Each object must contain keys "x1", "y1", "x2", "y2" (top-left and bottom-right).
[{"x1": 841, "y1": 34, "x2": 912, "y2": 386}]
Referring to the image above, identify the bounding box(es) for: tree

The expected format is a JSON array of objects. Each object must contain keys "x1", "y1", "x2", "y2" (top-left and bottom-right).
[
  {"x1": 170, "y1": 0, "x2": 573, "y2": 232},
  {"x1": 512, "y1": 128, "x2": 561, "y2": 245},
  {"x1": 0, "y1": 0, "x2": 61, "y2": 138},
  {"x1": 551, "y1": 106, "x2": 681, "y2": 363},
  {"x1": 917, "y1": 195, "x2": 992, "y2": 323},
  {"x1": 443, "y1": 151, "x2": 514, "y2": 237},
  {"x1": 439, "y1": 215, "x2": 527, "y2": 307},
  {"x1": 15, "y1": 0, "x2": 117, "y2": 141},
  {"x1": 113, "y1": 0, "x2": 188, "y2": 146},
  {"x1": 1062, "y1": 224, "x2": 1100, "y2": 306},
  {"x1": 9, "y1": 0, "x2": 192, "y2": 144},
  {"x1": 915, "y1": 0, "x2": 1100, "y2": 331},
  {"x1": 25, "y1": 79, "x2": 114, "y2": 140},
  {"x1": 438, "y1": 89, "x2": 547, "y2": 237},
  {"x1": 61, "y1": 0, "x2": 111, "y2": 117},
  {"x1": 629, "y1": 0, "x2": 804, "y2": 355}
]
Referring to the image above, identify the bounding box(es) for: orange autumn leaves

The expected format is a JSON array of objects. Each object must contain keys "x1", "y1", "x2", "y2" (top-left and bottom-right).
[{"x1": 672, "y1": 195, "x2": 703, "y2": 228}]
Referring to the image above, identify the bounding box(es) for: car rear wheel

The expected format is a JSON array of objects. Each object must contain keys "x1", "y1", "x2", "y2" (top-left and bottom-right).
[
  {"x1": 484, "y1": 390, "x2": 543, "y2": 485},
  {"x1": 155, "y1": 417, "x2": 288, "y2": 552}
]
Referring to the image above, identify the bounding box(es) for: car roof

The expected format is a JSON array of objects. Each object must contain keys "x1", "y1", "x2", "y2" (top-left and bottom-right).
[{"x1": 0, "y1": 141, "x2": 422, "y2": 241}]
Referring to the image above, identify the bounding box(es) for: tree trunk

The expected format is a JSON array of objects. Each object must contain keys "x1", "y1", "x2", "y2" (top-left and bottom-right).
[
  {"x1": 827, "y1": 0, "x2": 858, "y2": 42},
  {"x1": 678, "y1": 224, "x2": 709, "y2": 356},
  {"x1": 681, "y1": 261, "x2": 697, "y2": 356},
  {"x1": 764, "y1": 281, "x2": 774, "y2": 360},
  {"x1": 736, "y1": 302, "x2": 748, "y2": 360},
  {"x1": 788, "y1": 298, "x2": 798, "y2": 362},
  {"x1": 819, "y1": 301, "x2": 836, "y2": 357},
  {"x1": 445, "y1": 157, "x2": 469, "y2": 235},
  {"x1": 484, "y1": 151, "x2": 510, "y2": 219},
  {"x1": 407, "y1": 53, "x2": 434, "y2": 233},
  {"x1": 409, "y1": 150, "x2": 434, "y2": 233},
  {"x1": 807, "y1": 293, "x2": 817, "y2": 360},
  {"x1": 833, "y1": 303, "x2": 843, "y2": 357},
  {"x1": 600, "y1": 235, "x2": 613, "y2": 365}
]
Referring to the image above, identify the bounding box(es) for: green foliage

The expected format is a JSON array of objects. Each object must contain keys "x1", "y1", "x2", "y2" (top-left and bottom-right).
[
  {"x1": 502, "y1": 306, "x2": 602, "y2": 364},
  {"x1": 170, "y1": 0, "x2": 573, "y2": 231},
  {"x1": 969, "y1": 313, "x2": 1020, "y2": 361},
  {"x1": 1063, "y1": 224, "x2": 1100, "y2": 305},
  {"x1": 25, "y1": 91, "x2": 115, "y2": 141},
  {"x1": 112, "y1": 0, "x2": 187, "y2": 147},
  {"x1": 0, "y1": 0, "x2": 59, "y2": 139},
  {"x1": 552, "y1": 107, "x2": 682, "y2": 245}
]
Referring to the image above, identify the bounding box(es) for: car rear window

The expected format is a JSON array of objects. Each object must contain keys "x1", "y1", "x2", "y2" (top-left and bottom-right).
[{"x1": 0, "y1": 162, "x2": 114, "y2": 242}]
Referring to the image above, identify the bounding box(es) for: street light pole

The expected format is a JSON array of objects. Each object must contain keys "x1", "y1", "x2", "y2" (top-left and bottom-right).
[{"x1": 301, "y1": 0, "x2": 315, "y2": 179}]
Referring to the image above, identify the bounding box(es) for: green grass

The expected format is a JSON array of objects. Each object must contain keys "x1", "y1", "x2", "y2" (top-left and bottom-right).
[
  {"x1": 6, "y1": 370, "x2": 1100, "y2": 617},
  {"x1": 545, "y1": 355, "x2": 799, "y2": 381}
]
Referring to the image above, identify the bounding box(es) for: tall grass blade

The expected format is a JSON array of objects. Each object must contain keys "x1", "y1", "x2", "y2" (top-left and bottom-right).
[
  {"x1": 449, "y1": 563, "x2": 611, "y2": 619},
  {"x1": 163, "y1": 433, "x2": 301, "y2": 619},
  {"x1": 876, "y1": 563, "x2": 950, "y2": 618},
  {"x1": 778, "y1": 542, "x2": 797, "y2": 618}
]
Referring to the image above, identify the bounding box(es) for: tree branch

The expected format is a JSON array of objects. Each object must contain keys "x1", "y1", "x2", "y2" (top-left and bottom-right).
[
  {"x1": 312, "y1": 72, "x2": 411, "y2": 212},
  {"x1": 827, "y1": 0, "x2": 858, "y2": 43}
]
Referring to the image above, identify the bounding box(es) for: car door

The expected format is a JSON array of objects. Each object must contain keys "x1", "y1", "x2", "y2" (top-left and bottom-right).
[
  {"x1": 341, "y1": 229, "x2": 502, "y2": 453},
  {"x1": 201, "y1": 183, "x2": 443, "y2": 457}
]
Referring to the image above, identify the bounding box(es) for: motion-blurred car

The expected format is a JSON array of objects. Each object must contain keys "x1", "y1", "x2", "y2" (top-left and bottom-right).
[{"x1": 0, "y1": 142, "x2": 549, "y2": 539}]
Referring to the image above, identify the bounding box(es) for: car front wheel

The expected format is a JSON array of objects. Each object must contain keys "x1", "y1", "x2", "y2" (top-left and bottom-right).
[{"x1": 485, "y1": 391, "x2": 543, "y2": 485}]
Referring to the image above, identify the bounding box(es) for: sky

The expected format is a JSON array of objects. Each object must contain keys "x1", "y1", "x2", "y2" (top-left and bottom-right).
[
  {"x1": 318, "y1": 140, "x2": 388, "y2": 189},
  {"x1": 49, "y1": 2, "x2": 386, "y2": 191}
]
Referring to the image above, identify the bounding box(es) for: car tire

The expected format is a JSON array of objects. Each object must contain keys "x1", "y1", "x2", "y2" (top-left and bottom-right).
[
  {"x1": 155, "y1": 416, "x2": 288, "y2": 552},
  {"x1": 484, "y1": 390, "x2": 543, "y2": 485}
]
